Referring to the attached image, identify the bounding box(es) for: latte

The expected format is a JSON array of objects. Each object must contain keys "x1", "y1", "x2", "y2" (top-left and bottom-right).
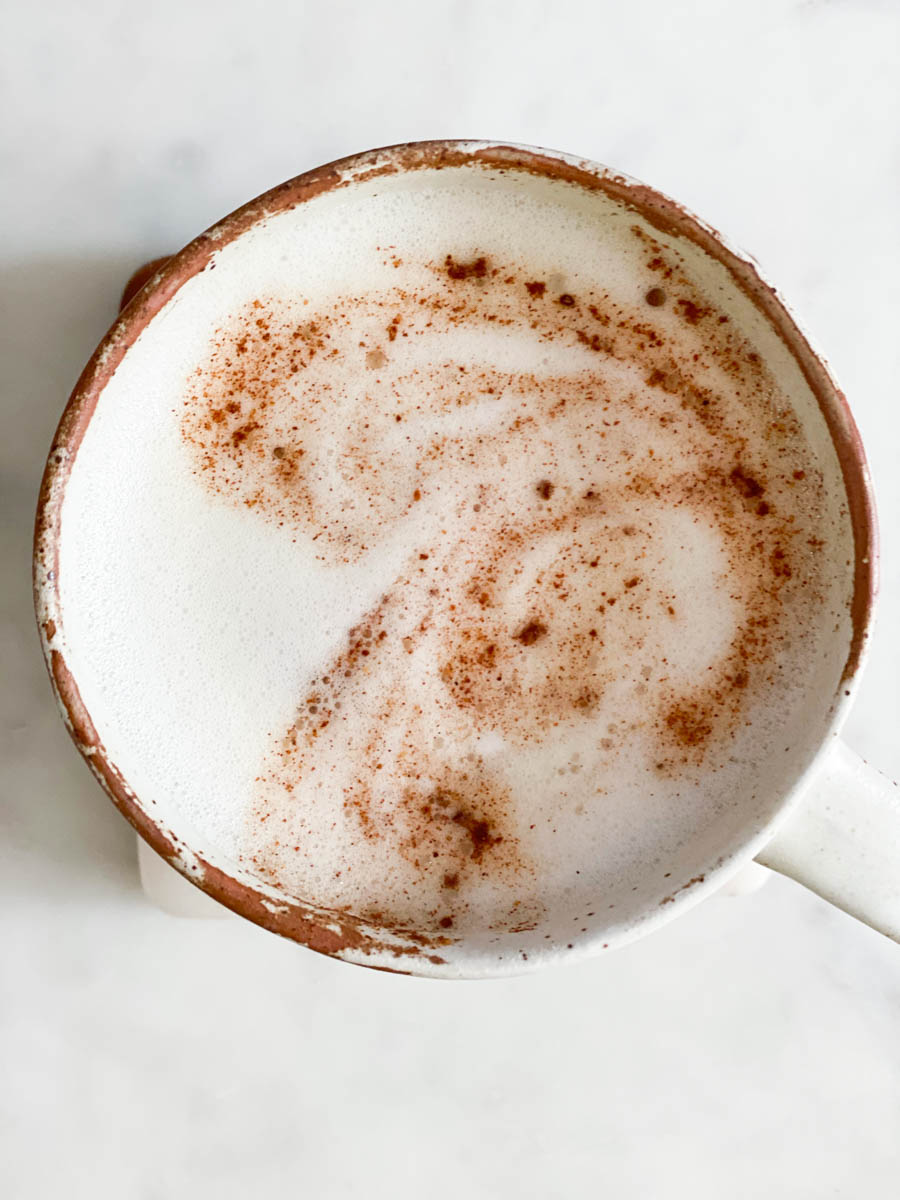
[{"x1": 51, "y1": 155, "x2": 854, "y2": 944}]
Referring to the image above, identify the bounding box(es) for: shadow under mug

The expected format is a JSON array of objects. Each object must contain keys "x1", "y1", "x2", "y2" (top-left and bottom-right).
[{"x1": 34, "y1": 141, "x2": 899, "y2": 977}]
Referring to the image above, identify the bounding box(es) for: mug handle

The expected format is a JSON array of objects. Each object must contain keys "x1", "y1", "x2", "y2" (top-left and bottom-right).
[{"x1": 756, "y1": 741, "x2": 900, "y2": 941}]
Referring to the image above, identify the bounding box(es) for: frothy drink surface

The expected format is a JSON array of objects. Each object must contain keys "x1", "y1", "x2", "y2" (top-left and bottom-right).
[{"x1": 55, "y1": 161, "x2": 854, "y2": 944}]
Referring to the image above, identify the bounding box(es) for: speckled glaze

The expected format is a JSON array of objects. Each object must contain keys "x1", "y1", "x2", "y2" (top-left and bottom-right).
[{"x1": 34, "y1": 141, "x2": 890, "y2": 977}]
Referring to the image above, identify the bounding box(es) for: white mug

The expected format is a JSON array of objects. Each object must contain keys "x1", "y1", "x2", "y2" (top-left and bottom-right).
[{"x1": 35, "y1": 141, "x2": 899, "y2": 977}]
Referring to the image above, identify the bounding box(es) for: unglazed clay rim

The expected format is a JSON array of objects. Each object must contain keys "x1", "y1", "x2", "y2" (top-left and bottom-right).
[{"x1": 33, "y1": 140, "x2": 878, "y2": 977}]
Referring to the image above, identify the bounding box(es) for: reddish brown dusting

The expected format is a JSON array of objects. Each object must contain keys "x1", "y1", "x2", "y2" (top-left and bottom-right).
[
  {"x1": 577, "y1": 330, "x2": 613, "y2": 354},
  {"x1": 178, "y1": 227, "x2": 828, "y2": 935},
  {"x1": 664, "y1": 702, "x2": 713, "y2": 748},
  {"x1": 445, "y1": 254, "x2": 488, "y2": 281},
  {"x1": 730, "y1": 465, "x2": 765, "y2": 499},
  {"x1": 515, "y1": 620, "x2": 548, "y2": 646},
  {"x1": 450, "y1": 804, "x2": 503, "y2": 861},
  {"x1": 677, "y1": 298, "x2": 706, "y2": 324}
]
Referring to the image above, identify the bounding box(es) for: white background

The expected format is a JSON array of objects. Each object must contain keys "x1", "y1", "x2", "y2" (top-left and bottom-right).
[{"x1": 2, "y1": 2, "x2": 899, "y2": 1196}]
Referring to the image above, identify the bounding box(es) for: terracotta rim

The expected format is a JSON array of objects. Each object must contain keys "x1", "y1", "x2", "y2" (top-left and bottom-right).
[{"x1": 33, "y1": 140, "x2": 878, "y2": 975}]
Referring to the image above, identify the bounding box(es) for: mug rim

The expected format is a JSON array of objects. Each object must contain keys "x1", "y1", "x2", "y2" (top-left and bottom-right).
[{"x1": 33, "y1": 139, "x2": 878, "y2": 977}]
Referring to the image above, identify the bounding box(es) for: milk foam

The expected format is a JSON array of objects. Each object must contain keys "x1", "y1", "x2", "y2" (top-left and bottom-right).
[{"x1": 55, "y1": 161, "x2": 855, "y2": 943}]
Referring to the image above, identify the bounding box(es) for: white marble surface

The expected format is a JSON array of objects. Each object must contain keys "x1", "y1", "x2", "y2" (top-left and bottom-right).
[{"x1": 2, "y1": 2, "x2": 899, "y2": 1196}]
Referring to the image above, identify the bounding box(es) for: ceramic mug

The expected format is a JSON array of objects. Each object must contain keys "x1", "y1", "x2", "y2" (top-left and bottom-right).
[{"x1": 34, "y1": 141, "x2": 899, "y2": 977}]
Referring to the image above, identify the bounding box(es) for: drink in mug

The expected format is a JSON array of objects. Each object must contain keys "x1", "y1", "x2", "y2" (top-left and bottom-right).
[{"x1": 36, "y1": 143, "x2": 895, "y2": 975}]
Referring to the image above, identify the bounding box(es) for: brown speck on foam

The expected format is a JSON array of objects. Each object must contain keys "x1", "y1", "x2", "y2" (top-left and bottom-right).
[
  {"x1": 514, "y1": 620, "x2": 548, "y2": 646},
  {"x1": 730, "y1": 465, "x2": 765, "y2": 500},
  {"x1": 676, "y1": 298, "x2": 706, "y2": 324},
  {"x1": 445, "y1": 254, "x2": 488, "y2": 281}
]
